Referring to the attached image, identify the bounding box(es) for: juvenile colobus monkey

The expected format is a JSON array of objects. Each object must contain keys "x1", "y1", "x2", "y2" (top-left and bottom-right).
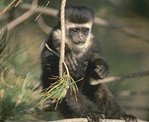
[{"x1": 41, "y1": 5, "x2": 137, "y2": 122}]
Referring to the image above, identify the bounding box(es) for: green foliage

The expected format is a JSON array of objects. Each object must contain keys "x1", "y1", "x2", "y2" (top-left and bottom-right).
[
  {"x1": 0, "y1": 30, "x2": 41, "y2": 121},
  {"x1": 0, "y1": 73, "x2": 31, "y2": 120},
  {"x1": 0, "y1": 1, "x2": 5, "y2": 9},
  {"x1": 41, "y1": 74, "x2": 78, "y2": 109},
  {"x1": 41, "y1": 44, "x2": 78, "y2": 109}
]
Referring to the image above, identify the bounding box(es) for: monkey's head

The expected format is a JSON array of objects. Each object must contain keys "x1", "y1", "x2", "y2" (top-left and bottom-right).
[
  {"x1": 58, "y1": 5, "x2": 95, "y2": 47},
  {"x1": 65, "y1": 5, "x2": 94, "y2": 46}
]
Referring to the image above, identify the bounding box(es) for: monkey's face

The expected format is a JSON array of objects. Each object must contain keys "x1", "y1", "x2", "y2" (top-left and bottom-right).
[
  {"x1": 68, "y1": 27, "x2": 89, "y2": 44},
  {"x1": 65, "y1": 21, "x2": 92, "y2": 46}
]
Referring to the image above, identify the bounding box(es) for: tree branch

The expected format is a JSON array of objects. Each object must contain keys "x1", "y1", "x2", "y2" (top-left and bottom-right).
[
  {"x1": 90, "y1": 69, "x2": 149, "y2": 85},
  {"x1": 1, "y1": 1, "x2": 147, "y2": 86},
  {"x1": 47, "y1": 118, "x2": 147, "y2": 122},
  {"x1": 0, "y1": 4, "x2": 149, "y2": 43},
  {"x1": 36, "y1": 16, "x2": 52, "y2": 34},
  {"x1": 19, "y1": 3, "x2": 149, "y2": 44},
  {"x1": 0, "y1": 0, "x2": 21, "y2": 16},
  {"x1": 0, "y1": 0, "x2": 38, "y2": 35}
]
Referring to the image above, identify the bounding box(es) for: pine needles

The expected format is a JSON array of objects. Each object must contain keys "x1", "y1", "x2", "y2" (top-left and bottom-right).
[
  {"x1": 0, "y1": 29, "x2": 41, "y2": 121},
  {"x1": 41, "y1": 43, "x2": 78, "y2": 109},
  {"x1": 41, "y1": 74, "x2": 78, "y2": 109}
]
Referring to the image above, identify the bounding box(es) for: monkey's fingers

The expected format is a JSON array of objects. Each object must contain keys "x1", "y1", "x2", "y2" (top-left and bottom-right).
[
  {"x1": 95, "y1": 65, "x2": 108, "y2": 79},
  {"x1": 69, "y1": 53, "x2": 78, "y2": 68},
  {"x1": 86, "y1": 112, "x2": 105, "y2": 122},
  {"x1": 72, "y1": 57, "x2": 78, "y2": 68},
  {"x1": 65, "y1": 55, "x2": 78, "y2": 72},
  {"x1": 67, "y1": 55, "x2": 76, "y2": 71},
  {"x1": 121, "y1": 114, "x2": 137, "y2": 122}
]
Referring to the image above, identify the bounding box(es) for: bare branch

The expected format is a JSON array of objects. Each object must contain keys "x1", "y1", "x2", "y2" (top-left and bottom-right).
[
  {"x1": 20, "y1": 3, "x2": 148, "y2": 85},
  {"x1": 20, "y1": 3, "x2": 116, "y2": 28},
  {"x1": 90, "y1": 69, "x2": 149, "y2": 85},
  {"x1": 36, "y1": 16, "x2": 52, "y2": 34},
  {"x1": 19, "y1": 3, "x2": 149, "y2": 44},
  {"x1": 48, "y1": 118, "x2": 87, "y2": 122},
  {"x1": 0, "y1": 2, "x2": 148, "y2": 86},
  {"x1": 45, "y1": 43, "x2": 69, "y2": 76},
  {"x1": 118, "y1": 90, "x2": 149, "y2": 96},
  {"x1": 19, "y1": 3, "x2": 117, "y2": 27},
  {"x1": 20, "y1": 3, "x2": 58, "y2": 17},
  {"x1": 0, "y1": 0, "x2": 22, "y2": 16},
  {"x1": 1, "y1": 3, "x2": 147, "y2": 43},
  {"x1": 0, "y1": 1, "x2": 38, "y2": 35},
  {"x1": 47, "y1": 118, "x2": 147, "y2": 122}
]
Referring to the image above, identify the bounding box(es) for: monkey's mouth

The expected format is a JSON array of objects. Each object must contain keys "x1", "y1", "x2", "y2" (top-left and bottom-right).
[{"x1": 73, "y1": 41, "x2": 85, "y2": 46}]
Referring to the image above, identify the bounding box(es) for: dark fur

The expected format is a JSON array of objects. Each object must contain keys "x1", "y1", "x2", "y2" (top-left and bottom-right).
[
  {"x1": 65, "y1": 5, "x2": 94, "y2": 23},
  {"x1": 41, "y1": 5, "x2": 137, "y2": 122},
  {"x1": 57, "y1": 5, "x2": 94, "y2": 24}
]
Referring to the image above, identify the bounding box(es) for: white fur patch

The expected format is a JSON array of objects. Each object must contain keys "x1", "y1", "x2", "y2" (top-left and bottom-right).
[{"x1": 53, "y1": 26, "x2": 94, "y2": 57}]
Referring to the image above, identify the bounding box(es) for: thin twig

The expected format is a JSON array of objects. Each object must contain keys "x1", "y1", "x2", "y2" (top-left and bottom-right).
[
  {"x1": 19, "y1": 3, "x2": 149, "y2": 44},
  {"x1": 1, "y1": 3, "x2": 148, "y2": 44},
  {"x1": 0, "y1": 0, "x2": 38, "y2": 35},
  {"x1": 0, "y1": 0, "x2": 21, "y2": 16},
  {"x1": 37, "y1": 16, "x2": 52, "y2": 34},
  {"x1": 59, "y1": 0, "x2": 67, "y2": 77},
  {"x1": 14, "y1": 0, "x2": 23, "y2": 7},
  {"x1": 45, "y1": 43, "x2": 69, "y2": 76},
  {"x1": 45, "y1": 43, "x2": 149, "y2": 85},
  {"x1": 45, "y1": 43, "x2": 59, "y2": 57},
  {"x1": 35, "y1": 1, "x2": 51, "y2": 21},
  {"x1": 20, "y1": 3, "x2": 58, "y2": 17}
]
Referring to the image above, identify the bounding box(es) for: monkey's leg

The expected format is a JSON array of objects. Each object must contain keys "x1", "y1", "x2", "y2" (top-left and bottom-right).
[
  {"x1": 60, "y1": 91, "x2": 104, "y2": 122},
  {"x1": 94, "y1": 84, "x2": 137, "y2": 121}
]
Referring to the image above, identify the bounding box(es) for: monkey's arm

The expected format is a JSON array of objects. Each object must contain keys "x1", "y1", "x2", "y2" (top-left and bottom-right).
[
  {"x1": 40, "y1": 46, "x2": 59, "y2": 89},
  {"x1": 88, "y1": 49, "x2": 109, "y2": 79},
  {"x1": 86, "y1": 39, "x2": 109, "y2": 79}
]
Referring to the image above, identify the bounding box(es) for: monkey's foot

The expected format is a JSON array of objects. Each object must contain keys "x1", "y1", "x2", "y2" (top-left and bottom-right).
[
  {"x1": 86, "y1": 112, "x2": 105, "y2": 122},
  {"x1": 122, "y1": 114, "x2": 137, "y2": 122}
]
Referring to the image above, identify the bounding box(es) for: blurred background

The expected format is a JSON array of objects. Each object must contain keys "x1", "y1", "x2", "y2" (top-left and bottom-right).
[{"x1": 0, "y1": 0, "x2": 149, "y2": 121}]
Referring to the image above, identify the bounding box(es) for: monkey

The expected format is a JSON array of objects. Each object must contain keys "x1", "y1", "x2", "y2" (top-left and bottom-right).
[{"x1": 40, "y1": 5, "x2": 137, "y2": 122}]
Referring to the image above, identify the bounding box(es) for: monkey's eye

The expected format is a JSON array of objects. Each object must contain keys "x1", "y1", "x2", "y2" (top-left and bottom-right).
[
  {"x1": 82, "y1": 28, "x2": 89, "y2": 35},
  {"x1": 69, "y1": 28, "x2": 78, "y2": 35}
]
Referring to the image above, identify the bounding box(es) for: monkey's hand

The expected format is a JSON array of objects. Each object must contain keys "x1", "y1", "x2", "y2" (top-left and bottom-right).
[
  {"x1": 121, "y1": 114, "x2": 137, "y2": 122},
  {"x1": 94, "y1": 61, "x2": 109, "y2": 79},
  {"x1": 86, "y1": 112, "x2": 105, "y2": 122},
  {"x1": 65, "y1": 54, "x2": 78, "y2": 73}
]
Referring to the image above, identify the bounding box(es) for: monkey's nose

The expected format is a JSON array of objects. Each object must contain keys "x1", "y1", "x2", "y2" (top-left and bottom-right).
[
  {"x1": 78, "y1": 34, "x2": 84, "y2": 39},
  {"x1": 78, "y1": 37, "x2": 85, "y2": 43}
]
